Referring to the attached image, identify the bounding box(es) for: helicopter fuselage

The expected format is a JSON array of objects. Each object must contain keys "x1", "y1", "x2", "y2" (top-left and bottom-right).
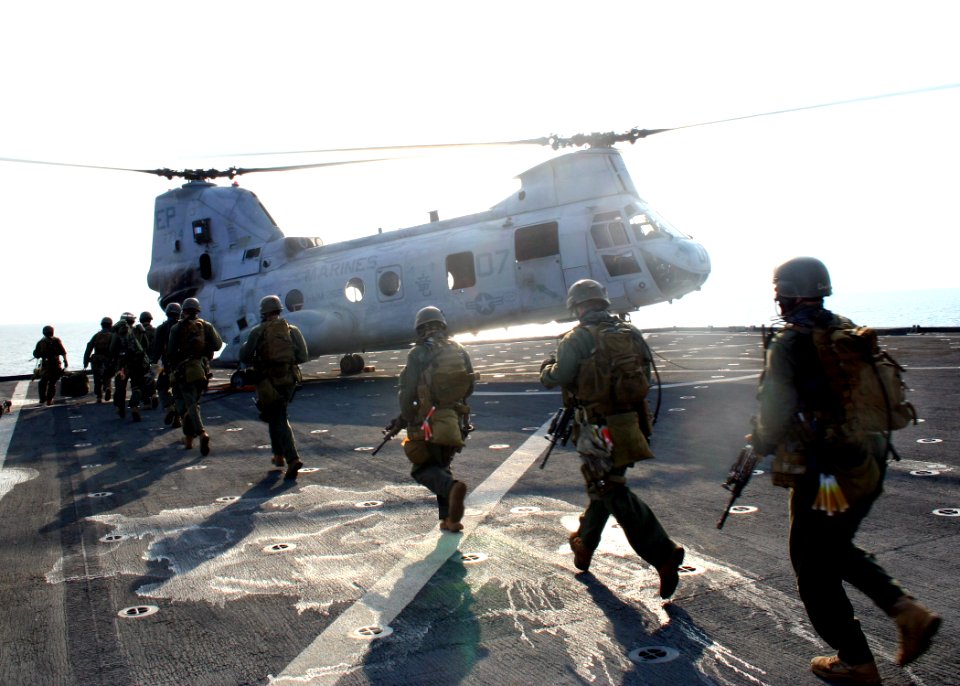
[{"x1": 146, "y1": 148, "x2": 710, "y2": 364}]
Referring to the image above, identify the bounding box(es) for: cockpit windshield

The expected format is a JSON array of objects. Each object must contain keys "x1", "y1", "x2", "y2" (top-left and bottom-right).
[{"x1": 625, "y1": 203, "x2": 688, "y2": 240}]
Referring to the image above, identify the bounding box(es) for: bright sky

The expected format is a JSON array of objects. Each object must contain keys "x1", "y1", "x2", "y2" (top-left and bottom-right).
[{"x1": 2, "y1": 1, "x2": 957, "y2": 328}]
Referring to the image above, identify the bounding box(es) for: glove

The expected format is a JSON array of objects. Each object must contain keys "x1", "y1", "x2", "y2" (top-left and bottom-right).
[
  {"x1": 540, "y1": 356, "x2": 556, "y2": 373},
  {"x1": 384, "y1": 416, "x2": 408, "y2": 435}
]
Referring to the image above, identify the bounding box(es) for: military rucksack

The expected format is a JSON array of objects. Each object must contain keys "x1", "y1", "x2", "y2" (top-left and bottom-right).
[
  {"x1": 92, "y1": 331, "x2": 112, "y2": 356},
  {"x1": 176, "y1": 319, "x2": 206, "y2": 359},
  {"x1": 811, "y1": 325, "x2": 917, "y2": 440},
  {"x1": 418, "y1": 338, "x2": 472, "y2": 409},
  {"x1": 258, "y1": 319, "x2": 296, "y2": 366},
  {"x1": 576, "y1": 321, "x2": 651, "y2": 415}
]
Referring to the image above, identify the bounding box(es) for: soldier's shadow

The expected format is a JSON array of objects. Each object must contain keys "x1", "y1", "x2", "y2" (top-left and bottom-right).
[{"x1": 576, "y1": 572, "x2": 710, "y2": 685}]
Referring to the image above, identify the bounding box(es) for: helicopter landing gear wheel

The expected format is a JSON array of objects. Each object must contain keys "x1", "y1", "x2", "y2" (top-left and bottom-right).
[{"x1": 339, "y1": 353, "x2": 365, "y2": 375}]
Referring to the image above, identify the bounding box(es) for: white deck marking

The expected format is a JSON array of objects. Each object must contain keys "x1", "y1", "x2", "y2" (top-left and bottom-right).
[
  {"x1": 271, "y1": 419, "x2": 552, "y2": 684},
  {"x1": 0, "y1": 382, "x2": 30, "y2": 472}
]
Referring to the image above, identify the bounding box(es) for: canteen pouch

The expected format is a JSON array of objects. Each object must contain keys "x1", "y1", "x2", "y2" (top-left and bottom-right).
[{"x1": 606, "y1": 411, "x2": 654, "y2": 466}]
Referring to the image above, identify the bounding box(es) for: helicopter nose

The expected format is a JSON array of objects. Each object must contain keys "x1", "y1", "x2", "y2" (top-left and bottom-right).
[{"x1": 639, "y1": 238, "x2": 711, "y2": 300}]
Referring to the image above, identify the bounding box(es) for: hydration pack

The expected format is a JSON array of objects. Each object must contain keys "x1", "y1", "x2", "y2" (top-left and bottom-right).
[
  {"x1": 812, "y1": 325, "x2": 917, "y2": 439},
  {"x1": 576, "y1": 321, "x2": 651, "y2": 415}
]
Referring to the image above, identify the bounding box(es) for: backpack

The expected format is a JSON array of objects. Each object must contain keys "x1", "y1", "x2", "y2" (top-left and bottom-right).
[
  {"x1": 418, "y1": 338, "x2": 472, "y2": 408},
  {"x1": 811, "y1": 325, "x2": 917, "y2": 440},
  {"x1": 92, "y1": 331, "x2": 112, "y2": 356},
  {"x1": 258, "y1": 319, "x2": 296, "y2": 366},
  {"x1": 576, "y1": 321, "x2": 651, "y2": 415},
  {"x1": 176, "y1": 319, "x2": 206, "y2": 359}
]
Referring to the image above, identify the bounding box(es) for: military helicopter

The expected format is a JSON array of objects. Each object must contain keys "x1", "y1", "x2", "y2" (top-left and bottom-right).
[{"x1": 135, "y1": 128, "x2": 710, "y2": 373}]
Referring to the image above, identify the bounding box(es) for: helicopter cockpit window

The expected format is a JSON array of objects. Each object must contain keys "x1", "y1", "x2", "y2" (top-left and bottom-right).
[
  {"x1": 601, "y1": 251, "x2": 642, "y2": 277},
  {"x1": 591, "y1": 221, "x2": 630, "y2": 249},
  {"x1": 626, "y1": 203, "x2": 687, "y2": 239},
  {"x1": 192, "y1": 218, "x2": 212, "y2": 244},
  {"x1": 285, "y1": 289, "x2": 304, "y2": 312},
  {"x1": 345, "y1": 277, "x2": 364, "y2": 303},
  {"x1": 446, "y1": 252, "x2": 476, "y2": 290},
  {"x1": 515, "y1": 222, "x2": 559, "y2": 261},
  {"x1": 629, "y1": 213, "x2": 659, "y2": 239}
]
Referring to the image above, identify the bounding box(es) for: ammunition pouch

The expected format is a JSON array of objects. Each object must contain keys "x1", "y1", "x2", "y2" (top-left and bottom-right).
[
  {"x1": 402, "y1": 437, "x2": 433, "y2": 465},
  {"x1": 424, "y1": 407, "x2": 464, "y2": 448}
]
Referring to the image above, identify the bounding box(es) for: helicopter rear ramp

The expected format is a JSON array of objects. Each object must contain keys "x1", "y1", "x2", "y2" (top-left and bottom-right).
[{"x1": 0, "y1": 331, "x2": 956, "y2": 685}]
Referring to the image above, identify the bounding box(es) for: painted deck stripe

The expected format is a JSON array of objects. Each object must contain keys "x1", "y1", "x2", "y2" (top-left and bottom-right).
[{"x1": 271, "y1": 419, "x2": 552, "y2": 684}]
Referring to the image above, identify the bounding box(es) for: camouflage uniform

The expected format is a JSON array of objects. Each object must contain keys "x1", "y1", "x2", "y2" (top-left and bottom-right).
[
  {"x1": 111, "y1": 322, "x2": 151, "y2": 421},
  {"x1": 168, "y1": 309, "x2": 222, "y2": 451},
  {"x1": 239, "y1": 311, "x2": 308, "y2": 477},
  {"x1": 83, "y1": 321, "x2": 114, "y2": 402},
  {"x1": 33, "y1": 329, "x2": 68, "y2": 406},
  {"x1": 398, "y1": 324, "x2": 474, "y2": 530},
  {"x1": 140, "y1": 313, "x2": 159, "y2": 410},
  {"x1": 152, "y1": 312, "x2": 179, "y2": 424},
  {"x1": 540, "y1": 308, "x2": 683, "y2": 594}
]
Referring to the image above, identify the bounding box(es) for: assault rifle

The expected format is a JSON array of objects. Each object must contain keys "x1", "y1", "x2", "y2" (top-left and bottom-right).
[
  {"x1": 539, "y1": 406, "x2": 575, "y2": 469},
  {"x1": 373, "y1": 418, "x2": 405, "y2": 456},
  {"x1": 716, "y1": 444, "x2": 760, "y2": 529}
]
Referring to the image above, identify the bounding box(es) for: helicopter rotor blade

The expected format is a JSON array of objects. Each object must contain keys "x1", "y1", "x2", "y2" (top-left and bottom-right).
[{"x1": 227, "y1": 138, "x2": 554, "y2": 157}]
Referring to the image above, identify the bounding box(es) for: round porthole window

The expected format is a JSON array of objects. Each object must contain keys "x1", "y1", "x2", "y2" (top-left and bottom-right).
[
  {"x1": 285, "y1": 289, "x2": 304, "y2": 312},
  {"x1": 345, "y1": 277, "x2": 364, "y2": 303},
  {"x1": 378, "y1": 270, "x2": 401, "y2": 297}
]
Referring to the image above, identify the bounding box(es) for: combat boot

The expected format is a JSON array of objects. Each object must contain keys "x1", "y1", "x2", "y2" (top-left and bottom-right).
[
  {"x1": 447, "y1": 481, "x2": 467, "y2": 524},
  {"x1": 568, "y1": 532, "x2": 594, "y2": 572},
  {"x1": 172, "y1": 415, "x2": 182, "y2": 428},
  {"x1": 656, "y1": 545, "x2": 685, "y2": 599},
  {"x1": 889, "y1": 596, "x2": 941, "y2": 666},
  {"x1": 183, "y1": 435, "x2": 194, "y2": 449},
  {"x1": 117, "y1": 406, "x2": 125, "y2": 419},
  {"x1": 104, "y1": 388, "x2": 111, "y2": 402},
  {"x1": 271, "y1": 455, "x2": 285, "y2": 468},
  {"x1": 97, "y1": 394, "x2": 103, "y2": 404},
  {"x1": 809, "y1": 655, "x2": 880, "y2": 684},
  {"x1": 199, "y1": 432, "x2": 211, "y2": 456},
  {"x1": 131, "y1": 409, "x2": 141, "y2": 423},
  {"x1": 284, "y1": 459, "x2": 303, "y2": 480},
  {"x1": 164, "y1": 408, "x2": 176, "y2": 425},
  {"x1": 440, "y1": 518, "x2": 464, "y2": 533}
]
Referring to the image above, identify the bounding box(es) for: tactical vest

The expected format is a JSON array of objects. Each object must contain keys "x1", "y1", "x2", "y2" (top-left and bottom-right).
[{"x1": 575, "y1": 321, "x2": 651, "y2": 417}]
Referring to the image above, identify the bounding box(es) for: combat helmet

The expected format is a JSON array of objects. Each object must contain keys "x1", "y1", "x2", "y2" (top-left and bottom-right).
[
  {"x1": 260, "y1": 295, "x2": 283, "y2": 316},
  {"x1": 139, "y1": 311, "x2": 153, "y2": 323},
  {"x1": 182, "y1": 298, "x2": 201, "y2": 312},
  {"x1": 773, "y1": 257, "x2": 832, "y2": 299},
  {"x1": 121, "y1": 311, "x2": 136, "y2": 324},
  {"x1": 101, "y1": 317, "x2": 113, "y2": 328},
  {"x1": 42, "y1": 325, "x2": 54, "y2": 337},
  {"x1": 165, "y1": 302, "x2": 182, "y2": 317},
  {"x1": 565, "y1": 279, "x2": 610, "y2": 311},
  {"x1": 415, "y1": 306, "x2": 446, "y2": 330}
]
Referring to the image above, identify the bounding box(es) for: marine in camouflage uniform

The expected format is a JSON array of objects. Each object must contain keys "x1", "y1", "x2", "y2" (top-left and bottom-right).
[
  {"x1": 752, "y1": 257, "x2": 940, "y2": 684},
  {"x1": 109, "y1": 312, "x2": 137, "y2": 418},
  {"x1": 83, "y1": 317, "x2": 114, "y2": 403},
  {"x1": 392, "y1": 306, "x2": 473, "y2": 533},
  {"x1": 33, "y1": 325, "x2": 68, "y2": 406},
  {"x1": 239, "y1": 295, "x2": 308, "y2": 479},
  {"x1": 111, "y1": 315, "x2": 151, "y2": 422},
  {"x1": 151, "y1": 302, "x2": 182, "y2": 427},
  {"x1": 540, "y1": 279, "x2": 684, "y2": 599},
  {"x1": 167, "y1": 298, "x2": 222, "y2": 454},
  {"x1": 139, "y1": 311, "x2": 159, "y2": 410}
]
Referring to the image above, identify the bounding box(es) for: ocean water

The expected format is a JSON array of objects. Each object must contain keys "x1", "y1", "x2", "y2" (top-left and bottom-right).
[{"x1": 1, "y1": 288, "x2": 956, "y2": 377}]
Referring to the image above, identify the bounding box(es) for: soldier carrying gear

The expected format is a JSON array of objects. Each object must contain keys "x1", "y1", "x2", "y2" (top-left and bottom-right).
[
  {"x1": 239, "y1": 295, "x2": 309, "y2": 479},
  {"x1": 540, "y1": 279, "x2": 685, "y2": 599},
  {"x1": 152, "y1": 302, "x2": 183, "y2": 427},
  {"x1": 33, "y1": 325, "x2": 68, "y2": 406},
  {"x1": 394, "y1": 305, "x2": 473, "y2": 533},
  {"x1": 752, "y1": 257, "x2": 940, "y2": 682},
  {"x1": 168, "y1": 297, "x2": 223, "y2": 455},
  {"x1": 138, "y1": 311, "x2": 159, "y2": 409},
  {"x1": 84, "y1": 316, "x2": 115, "y2": 402},
  {"x1": 109, "y1": 312, "x2": 139, "y2": 418}
]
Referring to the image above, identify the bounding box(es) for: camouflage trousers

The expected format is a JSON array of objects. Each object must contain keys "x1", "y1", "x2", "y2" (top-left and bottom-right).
[
  {"x1": 409, "y1": 443, "x2": 458, "y2": 520},
  {"x1": 173, "y1": 380, "x2": 207, "y2": 438}
]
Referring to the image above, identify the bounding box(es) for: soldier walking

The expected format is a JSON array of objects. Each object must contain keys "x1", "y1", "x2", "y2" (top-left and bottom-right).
[
  {"x1": 83, "y1": 317, "x2": 114, "y2": 403},
  {"x1": 751, "y1": 257, "x2": 940, "y2": 684},
  {"x1": 33, "y1": 325, "x2": 68, "y2": 406},
  {"x1": 139, "y1": 311, "x2": 159, "y2": 410},
  {"x1": 109, "y1": 312, "x2": 137, "y2": 418},
  {"x1": 540, "y1": 279, "x2": 685, "y2": 598},
  {"x1": 239, "y1": 295, "x2": 308, "y2": 479},
  {"x1": 168, "y1": 298, "x2": 222, "y2": 454},
  {"x1": 151, "y1": 303, "x2": 182, "y2": 428},
  {"x1": 389, "y1": 306, "x2": 473, "y2": 533}
]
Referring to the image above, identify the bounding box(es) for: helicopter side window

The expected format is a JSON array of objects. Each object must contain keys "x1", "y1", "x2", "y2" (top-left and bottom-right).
[
  {"x1": 601, "y1": 251, "x2": 642, "y2": 277},
  {"x1": 345, "y1": 277, "x2": 364, "y2": 303},
  {"x1": 192, "y1": 218, "x2": 212, "y2": 244},
  {"x1": 285, "y1": 289, "x2": 304, "y2": 312},
  {"x1": 446, "y1": 252, "x2": 476, "y2": 290},
  {"x1": 378, "y1": 270, "x2": 401, "y2": 297},
  {"x1": 591, "y1": 222, "x2": 630, "y2": 249},
  {"x1": 515, "y1": 222, "x2": 559, "y2": 261}
]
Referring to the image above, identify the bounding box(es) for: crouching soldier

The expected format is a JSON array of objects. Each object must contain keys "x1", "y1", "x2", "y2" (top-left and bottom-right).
[
  {"x1": 239, "y1": 295, "x2": 308, "y2": 479},
  {"x1": 389, "y1": 306, "x2": 474, "y2": 533},
  {"x1": 540, "y1": 279, "x2": 685, "y2": 599},
  {"x1": 168, "y1": 298, "x2": 222, "y2": 454}
]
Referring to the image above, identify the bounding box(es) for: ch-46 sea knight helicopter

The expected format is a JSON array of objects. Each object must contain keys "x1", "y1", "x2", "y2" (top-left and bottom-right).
[{"x1": 142, "y1": 128, "x2": 710, "y2": 372}]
